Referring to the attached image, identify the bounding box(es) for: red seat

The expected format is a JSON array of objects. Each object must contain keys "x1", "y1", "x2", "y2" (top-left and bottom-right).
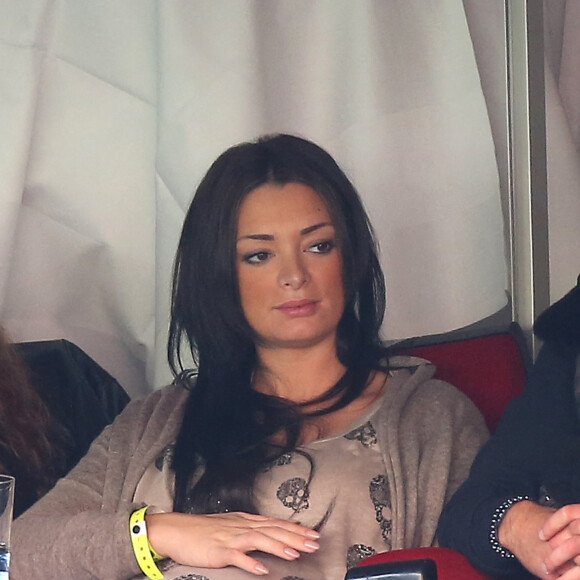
[
  {"x1": 351, "y1": 324, "x2": 530, "y2": 579},
  {"x1": 407, "y1": 324, "x2": 528, "y2": 431}
]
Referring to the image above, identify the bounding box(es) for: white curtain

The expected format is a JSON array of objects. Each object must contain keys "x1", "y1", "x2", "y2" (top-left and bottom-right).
[
  {"x1": 543, "y1": 0, "x2": 580, "y2": 303},
  {"x1": 0, "y1": 0, "x2": 509, "y2": 397}
]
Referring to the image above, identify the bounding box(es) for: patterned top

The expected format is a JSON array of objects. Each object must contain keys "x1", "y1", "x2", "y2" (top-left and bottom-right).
[{"x1": 132, "y1": 396, "x2": 391, "y2": 580}]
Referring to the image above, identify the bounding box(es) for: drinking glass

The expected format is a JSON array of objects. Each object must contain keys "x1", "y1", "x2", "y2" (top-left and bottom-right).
[{"x1": 0, "y1": 475, "x2": 14, "y2": 580}]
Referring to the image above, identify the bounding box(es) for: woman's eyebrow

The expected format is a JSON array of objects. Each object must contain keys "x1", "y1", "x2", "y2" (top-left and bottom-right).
[
  {"x1": 300, "y1": 222, "x2": 333, "y2": 235},
  {"x1": 237, "y1": 222, "x2": 334, "y2": 242},
  {"x1": 238, "y1": 233, "x2": 274, "y2": 241}
]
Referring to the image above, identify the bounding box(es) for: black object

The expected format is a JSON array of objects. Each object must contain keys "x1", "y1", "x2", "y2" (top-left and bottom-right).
[
  {"x1": 345, "y1": 559, "x2": 437, "y2": 580},
  {"x1": 11, "y1": 339, "x2": 130, "y2": 515},
  {"x1": 534, "y1": 274, "x2": 580, "y2": 348},
  {"x1": 17, "y1": 339, "x2": 130, "y2": 469}
]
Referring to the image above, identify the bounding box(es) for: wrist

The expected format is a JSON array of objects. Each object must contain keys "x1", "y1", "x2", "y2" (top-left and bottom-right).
[
  {"x1": 130, "y1": 506, "x2": 164, "y2": 580},
  {"x1": 145, "y1": 512, "x2": 169, "y2": 560},
  {"x1": 493, "y1": 500, "x2": 559, "y2": 578},
  {"x1": 492, "y1": 496, "x2": 533, "y2": 557}
]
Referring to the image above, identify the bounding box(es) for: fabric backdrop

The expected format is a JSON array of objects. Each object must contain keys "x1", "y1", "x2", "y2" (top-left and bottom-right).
[
  {"x1": 543, "y1": 0, "x2": 580, "y2": 302},
  {"x1": 1, "y1": 1, "x2": 576, "y2": 397}
]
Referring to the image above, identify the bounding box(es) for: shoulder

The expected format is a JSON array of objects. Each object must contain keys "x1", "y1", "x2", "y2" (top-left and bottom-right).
[
  {"x1": 384, "y1": 355, "x2": 488, "y2": 435},
  {"x1": 137, "y1": 381, "x2": 190, "y2": 410},
  {"x1": 119, "y1": 381, "x2": 188, "y2": 415},
  {"x1": 387, "y1": 355, "x2": 477, "y2": 405},
  {"x1": 104, "y1": 382, "x2": 190, "y2": 441}
]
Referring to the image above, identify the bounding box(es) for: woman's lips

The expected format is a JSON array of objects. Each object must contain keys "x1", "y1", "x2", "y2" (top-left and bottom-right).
[{"x1": 275, "y1": 299, "x2": 319, "y2": 317}]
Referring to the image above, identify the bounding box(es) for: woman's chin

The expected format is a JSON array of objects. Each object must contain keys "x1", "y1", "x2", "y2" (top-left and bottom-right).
[{"x1": 258, "y1": 330, "x2": 338, "y2": 351}]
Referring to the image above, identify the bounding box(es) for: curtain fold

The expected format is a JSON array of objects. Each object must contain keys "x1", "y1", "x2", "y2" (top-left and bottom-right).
[
  {"x1": 543, "y1": 0, "x2": 580, "y2": 303},
  {"x1": 1, "y1": 0, "x2": 510, "y2": 396}
]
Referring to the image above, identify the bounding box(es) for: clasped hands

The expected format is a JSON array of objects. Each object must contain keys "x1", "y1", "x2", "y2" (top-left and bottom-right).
[
  {"x1": 500, "y1": 501, "x2": 580, "y2": 579},
  {"x1": 145, "y1": 511, "x2": 320, "y2": 576}
]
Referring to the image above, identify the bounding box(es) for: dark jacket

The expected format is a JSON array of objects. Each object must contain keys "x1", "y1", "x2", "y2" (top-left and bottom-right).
[{"x1": 8, "y1": 339, "x2": 130, "y2": 516}]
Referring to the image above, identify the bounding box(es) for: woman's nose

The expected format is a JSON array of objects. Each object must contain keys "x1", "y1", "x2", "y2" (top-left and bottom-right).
[{"x1": 278, "y1": 252, "x2": 310, "y2": 289}]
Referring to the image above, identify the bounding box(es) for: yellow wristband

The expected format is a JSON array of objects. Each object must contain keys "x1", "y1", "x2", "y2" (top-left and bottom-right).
[
  {"x1": 129, "y1": 506, "x2": 164, "y2": 580},
  {"x1": 148, "y1": 539, "x2": 164, "y2": 562}
]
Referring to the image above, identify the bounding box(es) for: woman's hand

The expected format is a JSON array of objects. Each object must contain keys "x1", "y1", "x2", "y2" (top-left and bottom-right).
[
  {"x1": 145, "y1": 511, "x2": 320, "y2": 576},
  {"x1": 540, "y1": 504, "x2": 580, "y2": 579}
]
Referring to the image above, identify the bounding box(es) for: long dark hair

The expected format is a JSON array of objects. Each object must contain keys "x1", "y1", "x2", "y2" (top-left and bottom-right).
[{"x1": 169, "y1": 134, "x2": 387, "y2": 513}]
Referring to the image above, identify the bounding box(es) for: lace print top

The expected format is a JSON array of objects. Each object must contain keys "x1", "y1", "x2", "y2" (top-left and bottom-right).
[{"x1": 132, "y1": 396, "x2": 391, "y2": 580}]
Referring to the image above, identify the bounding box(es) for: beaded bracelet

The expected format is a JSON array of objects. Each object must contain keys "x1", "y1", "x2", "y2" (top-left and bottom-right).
[
  {"x1": 130, "y1": 506, "x2": 164, "y2": 580},
  {"x1": 489, "y1": 495, "x2": 532, "y2": 558}
]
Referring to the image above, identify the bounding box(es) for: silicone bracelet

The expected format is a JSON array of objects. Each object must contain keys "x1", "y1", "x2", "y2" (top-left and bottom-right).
[
  {"x1": 130, "y1": 506, "x2": 164, "y2": 579},
  {"x1": 149, "y1": 539, "x2": 164, "y2": 562}
]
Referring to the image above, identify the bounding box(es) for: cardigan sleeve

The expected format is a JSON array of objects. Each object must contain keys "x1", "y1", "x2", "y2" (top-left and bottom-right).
[
  {"x1": 399, "y1": 377, "x2": 490, "y2": 549},
  {"x1": 380, "y1": 359, "x2": 490, "y2": 552},
  {"x1": 10, "y1": 386, "x2": 181, "y2": 580},
  {"x1": 437, "y1": 342, "x2": 580, "y2": 578}
]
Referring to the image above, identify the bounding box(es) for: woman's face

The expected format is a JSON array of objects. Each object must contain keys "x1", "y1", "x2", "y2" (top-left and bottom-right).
[{"x1": 236, "y1": 182, "x2": 345, "y2": 351}]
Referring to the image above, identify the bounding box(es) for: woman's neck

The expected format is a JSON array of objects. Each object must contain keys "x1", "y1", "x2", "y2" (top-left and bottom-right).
[
  {"x1": 253, "y1": 341, "x2": 347, "y2": 404},
  {"x1": 253, "y1": 341, "x2": 389, "y2": 443}
]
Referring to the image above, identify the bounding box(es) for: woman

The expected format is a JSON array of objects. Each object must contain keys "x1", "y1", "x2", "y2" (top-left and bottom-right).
[
  {"x1": 11, "y1": 134, "x2": 487, "y2": 580},
  {"x1": 438, "y1": 276, "x2": 580, "y2": 579}
]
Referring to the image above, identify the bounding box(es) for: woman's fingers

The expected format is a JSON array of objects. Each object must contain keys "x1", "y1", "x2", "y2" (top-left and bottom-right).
[
  {"x1": 205, "y1": 520, "x2": 319, "y2": 571},
  {"x1": 204, "y1": 512, "x2": 321, "y2": 553},
  {"x1": 146, "y1": 511, "x2": 320, "y2": 572},
  {"x1": 205, "y1": 523, "x2": 318, "y2": 576},
  {"x1": 228, "y1": 512, "x2": 271, "y2": 522},
  {"x1": 206, "y1": 512, "x2": 321, "y2": 554},
  {"x1": 214, "y1": 511, "x2": 320, "y2": 538},
  {"x1": 214, "y1": 547, "x2": 269, "y2": 576},
  {"x1": 227, "y1": 525, "x2": 319, "y2": 557}
]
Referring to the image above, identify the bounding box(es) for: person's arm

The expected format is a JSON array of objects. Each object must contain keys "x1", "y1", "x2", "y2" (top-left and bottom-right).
[
  {"x1": 437, "y1": 438, "x2": 539, "y2": 577},
  {"x1": 497, "y1": 500, "x2": 561, "y2": 579},
  {"x1": 10, "y1": 395, "x2": 149, "y2": 580},
  {"x1": 145, "y1": 511, "x2": 320, "y2": 576},
  {"x1": 437, "y1": 342, "x2": 579, "y2": 578},
  {"x1": 391, "y1": 373, "x2": 490, "y2": 550},
  {"x1": 11, "y1": 384, "x2": 321, "y2": 579},
  {"x1": 11, "y1": 449, "x2": 136, "y2": 580}
]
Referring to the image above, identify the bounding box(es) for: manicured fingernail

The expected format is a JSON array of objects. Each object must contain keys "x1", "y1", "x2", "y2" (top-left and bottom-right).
[
  {"x1": 542, "y1": 563, "x2": 549, "y2": 575},
  {"x1": 255, "y1": 563, "x2": 269, "y2": 574},
  {"x1": 284, "y1": 547, "x2": 300, "y2": 558},
  {"x1": 539, "y1": 528, "x2": 545, "y2": 540},
  {"x1": 306, "y1": 530, "x2": 320, "y2": 539},
  {"x1": 305, "y1": 540, "x2": 320, "y2": 550}
]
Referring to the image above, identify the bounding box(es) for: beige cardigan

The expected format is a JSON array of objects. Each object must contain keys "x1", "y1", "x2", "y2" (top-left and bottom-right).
[{"x1": 11, "y1": 356, "x2": 488, "y2": 580}]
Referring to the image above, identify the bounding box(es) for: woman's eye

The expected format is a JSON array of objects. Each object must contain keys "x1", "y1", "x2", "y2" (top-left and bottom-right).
[
  {"x1": 309, "y1": 240, "x2": 335, "y2": 254},
  {"x1": 244, "y1": 251, "x2": 271, "y2": 264}
]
